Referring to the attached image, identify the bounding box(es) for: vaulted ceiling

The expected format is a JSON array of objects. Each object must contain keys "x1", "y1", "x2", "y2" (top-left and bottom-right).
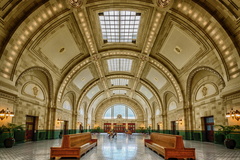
[{"x1": 0, "y1": 0, "x2": 239, "y2": 115}]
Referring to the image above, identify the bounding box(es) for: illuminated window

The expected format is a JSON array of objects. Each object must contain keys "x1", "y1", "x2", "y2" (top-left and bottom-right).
[
  {"x1": 107, "y1": 58, "x2": 132, "y2": 72},
  {"x1": 103, "y1": 105, "x2": 136, "y2": 119},
  {"x1": 99, "y1": 11, "x2": 141, "y2": 43}
]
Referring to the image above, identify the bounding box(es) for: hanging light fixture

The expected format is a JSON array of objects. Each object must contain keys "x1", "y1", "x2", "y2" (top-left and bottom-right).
[
  {"x1": 57, "y1": 118, "x2": 64, "y2": 122},
  {"x1": 0, "y1": 108, "x2": 14, "y2": 120},
  {"x1": 226, "y1": 108, "x2": 240, "y2": 121},
  {"x1": 176, "y1": 119, "x2": 183, "y2": 125}
]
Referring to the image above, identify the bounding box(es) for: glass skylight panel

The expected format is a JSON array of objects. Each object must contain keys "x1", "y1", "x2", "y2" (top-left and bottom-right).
[
  {"x1": 99, "y1": 11, "x2": 141, "y2": 43},
  {"x1": 113, "y1": 90, "x2": 127, "y2": 95},
  {"x1": 107, "y1": 58, "x2": 132, "y2": 72},
  {"x1": 111, "y1": 79, "x2": 129, "y2": 86}
]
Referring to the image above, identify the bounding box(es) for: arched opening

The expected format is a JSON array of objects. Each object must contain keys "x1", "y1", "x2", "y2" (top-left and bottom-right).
[
  {"x1": 103, "y1": 104, "x2": 136, "y2": 119},
  {"x1": 102, "y1": 104, "x2": 137, "y2": 133}
]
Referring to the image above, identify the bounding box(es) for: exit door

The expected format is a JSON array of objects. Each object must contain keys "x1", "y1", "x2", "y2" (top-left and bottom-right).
[
  {"x1": 25, "y1": 116, "x2": 36, "y2": 141},
  {"x1": 171, "y1": 121, "x2": 176, "y2": 135},
  {"x1": 204, "y1": 116, "x2": 214, "y2": 142},
  {"x1": 63, "y1": 121, "x2": 68, "y2": 135}
]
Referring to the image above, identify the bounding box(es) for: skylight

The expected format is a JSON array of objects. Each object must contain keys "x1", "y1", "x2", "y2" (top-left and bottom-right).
[
  {"x1": 113, "y1": 90, "x2": 127, "y2": 95},
  {"x1": 107, "y1": 58, "x2": 132, "y2": 72},
  {"x1": 99, "y1": 11, "x2": 141, "y2": 43},
  {"x1": 111, "y1": 78, "x2": 129, "y2": 86}
]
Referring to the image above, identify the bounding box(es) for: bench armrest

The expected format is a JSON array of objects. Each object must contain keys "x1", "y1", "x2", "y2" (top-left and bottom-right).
[{"x1": 144, "y1": 139, "x2": 152, "y2": 144}]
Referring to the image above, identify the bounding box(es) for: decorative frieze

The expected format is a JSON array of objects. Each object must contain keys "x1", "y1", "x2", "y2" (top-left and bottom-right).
[
  {"x1": 223, "y1": 91, "x2": 240, "y2": 102},
  {"x1": 0, "y1": 90, "x2": 18, "y2": 102}
]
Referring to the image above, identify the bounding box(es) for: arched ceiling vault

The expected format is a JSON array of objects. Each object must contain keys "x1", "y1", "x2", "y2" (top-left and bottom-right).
[
  {"x1": 62, "y1": 51, "x2": 183, "y2": 114},
  {"x1": 0, "y1": 0, "x2": 239, "y2": 116}
]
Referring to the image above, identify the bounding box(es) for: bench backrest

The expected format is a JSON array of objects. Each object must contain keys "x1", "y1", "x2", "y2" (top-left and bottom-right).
[
  {"x1": 150, "y1": 133, "x2": 184, "y2": 149},
  {"x1": 61, "y1": 132, "x2": 92, "y2": 148}
]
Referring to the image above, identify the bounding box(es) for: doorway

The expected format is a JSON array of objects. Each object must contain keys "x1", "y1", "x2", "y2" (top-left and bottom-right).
[
  {"x1": 127, "y1": 123, "x2": 135, "y2": 132},
  {"x1": 113, "y1": 123, "x2": 126, "y2": 132},
  {"x1": 79, "y1": 123, "x2": 83, "y2": 133},
  {"x1": 63, "y1": 121, "x2": 68, "y2": 135},
  {"x1": 204, "y1": 116, "x2": 214, "y2": 142},
  {"x1": 171, "y1": 121, "x2": 176, "y2": 135},
  {"x1": 25, "y1": 116, "x2": 36, "y2": 141}
]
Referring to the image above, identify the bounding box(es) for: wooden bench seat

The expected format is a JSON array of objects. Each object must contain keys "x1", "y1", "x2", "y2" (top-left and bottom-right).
[
  {"x1": 50, "y1": 132, "x2": 97, "y2": 160},
  {"x1": 144, "y1": 133, "x2": 195, "y2": 160}
]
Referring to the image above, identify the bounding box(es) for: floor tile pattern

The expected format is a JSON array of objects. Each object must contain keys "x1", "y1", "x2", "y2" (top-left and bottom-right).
[{"x1": 0, "y1": 133, "x2": 239, "y2": 160}]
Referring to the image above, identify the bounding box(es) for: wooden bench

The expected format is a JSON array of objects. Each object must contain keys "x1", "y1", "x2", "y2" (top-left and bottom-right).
[
  {"x1": 50, "y1": 132, "x2": 97, "y2": 160},
  {"x1": 144, "y1": 133, "x2": 195, "y2": 160}
]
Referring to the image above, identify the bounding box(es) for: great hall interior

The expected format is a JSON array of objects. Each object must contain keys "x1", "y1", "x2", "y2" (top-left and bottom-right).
[{"x1": 0, "y1": 0, "x2": 240, "y2": 159}]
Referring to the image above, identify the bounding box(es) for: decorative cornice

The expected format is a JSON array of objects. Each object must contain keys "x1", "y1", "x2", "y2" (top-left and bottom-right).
[
  {"x1": 222, "y1": 91, "x2": 240, "y2": 102},
  {"x1": 0, "y1": 89, "x2": 18, "y2": 102}
]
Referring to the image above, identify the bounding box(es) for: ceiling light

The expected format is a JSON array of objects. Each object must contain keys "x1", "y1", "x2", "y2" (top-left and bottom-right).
[
  {"x1": 11, "y1": 51, "x2": 16, "y2": 55},
  {"x1": 42, "y1": 13, "x2": 47, "y2": 19},
  {"x1": 203, "y1": 21, "x2": 207, "y2": 26},
  {"x1": 225, "y1": 51, "x2": 229, "y2": 55},
  {"x1": 53, "y1": 6, "x2": 57, "y2": 11},
  {"x1": 8, "y1": 57, "x2": 13, "y2": 61},
  {"x1": 58, "y1": 3, "x2": 63, "y2": 8},
  {"x1": 177, "y1": 3, "x2": 182, "y2": 8},
  {"x1": 37, "y1": 17, "x2": 42, "y2": 22},
  {"x1": 29, "y1": 26, "x2": 33, "y2": 31},
  {"x1": 47, "y1": 9, "x2": 52, "y2": 15},
  {"x1": 2, "y1": 73, "x2": 9, "y2": 78}
]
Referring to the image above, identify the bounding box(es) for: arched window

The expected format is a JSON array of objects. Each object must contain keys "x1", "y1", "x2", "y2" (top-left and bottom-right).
[
  {"x1": 103, "y1": 104, "x2": 136, "y2": 119},
  {"x1": 63, "y1": 100, "x2": 72, "y2": 110}
]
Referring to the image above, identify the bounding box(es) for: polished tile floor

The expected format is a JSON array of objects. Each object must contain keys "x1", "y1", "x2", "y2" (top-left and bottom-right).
[{"x1": 0, "y1": 133, "x2": 239, "y2": 160}]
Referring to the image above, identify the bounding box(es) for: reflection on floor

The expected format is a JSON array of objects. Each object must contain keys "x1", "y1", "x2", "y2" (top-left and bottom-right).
[{"x1": 0, "y1": 133, "x2": 239, "y2": 160}]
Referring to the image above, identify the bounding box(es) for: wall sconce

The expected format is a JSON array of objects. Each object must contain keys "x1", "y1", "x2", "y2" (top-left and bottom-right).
[
  {"x1": 0, "y1": 108, "x2": 14, "y2": 120},
  {"x1": 176, "y1": 119, "x2": 182, "y2": 125},
  {"x1": 226, "y1": 108, "x2": 240, "y2": 121},
  {"x1": 57, "y1": 118, "x2": 64, "y2": 122}
]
